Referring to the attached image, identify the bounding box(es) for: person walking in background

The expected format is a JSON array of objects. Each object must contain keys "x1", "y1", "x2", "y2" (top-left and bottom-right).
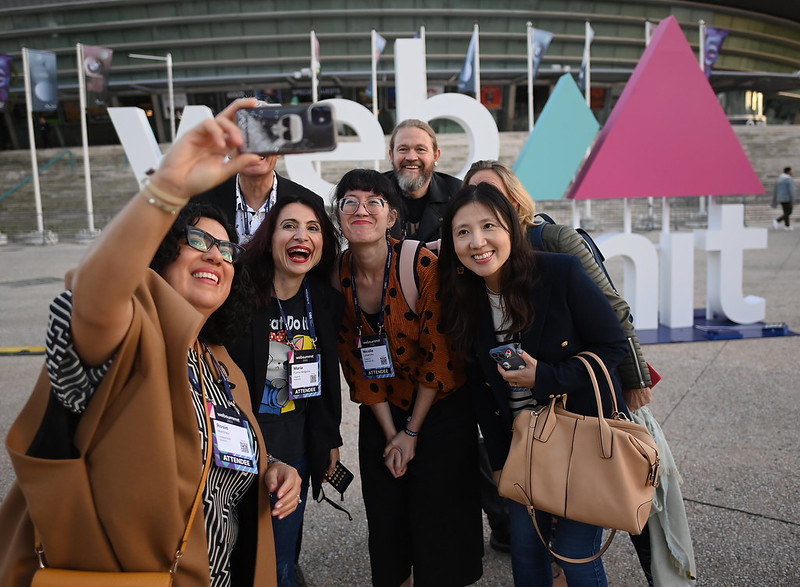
[
  {"x1": 772, "y1": 166, "x2": 797, "y2": 230},
  {"x1": 333, "y1": 169, "x2": 483, "y2": 587},
  {"x1": 228, "y1": 191, "x2": 345, "y2": 587},
  {"x1": 385, "y1": 119, "x2": 461, "y2": 242}
]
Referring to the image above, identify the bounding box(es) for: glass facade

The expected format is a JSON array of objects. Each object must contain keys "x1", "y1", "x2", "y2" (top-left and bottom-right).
[{"x1": 0, "y1": 0, "x2": 798, "y2": 148}]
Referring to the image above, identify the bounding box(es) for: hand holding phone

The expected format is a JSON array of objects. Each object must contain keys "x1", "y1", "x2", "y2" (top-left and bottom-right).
[
  {"x1": 489, "y1": 343, "x2": 526, "y2": 371},
  {"x1": 236, "y1": 103, "x2": 336, "y2": 155}
]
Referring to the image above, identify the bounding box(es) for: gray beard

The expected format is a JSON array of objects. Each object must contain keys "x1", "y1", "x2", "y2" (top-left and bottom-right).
[{"x1": 395, "y1": 168, "x2": 430, "y2": 194}]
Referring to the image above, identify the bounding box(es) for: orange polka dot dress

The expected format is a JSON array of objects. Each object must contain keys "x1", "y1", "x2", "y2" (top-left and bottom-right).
[{"x1": 337, "y1": 239, "x2": 464, "y2": 408}]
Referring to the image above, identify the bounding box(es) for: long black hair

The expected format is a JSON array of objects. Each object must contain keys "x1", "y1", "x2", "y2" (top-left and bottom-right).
[
  {"x1": 150, "y1": 202, "x2": 253, "y2": 346},
  {"x1": 438, "y1": 183, "x2": 538, "y2": 355},
  {"x1": 242, "y1": 190, "x2": 340, "y2": 308}
]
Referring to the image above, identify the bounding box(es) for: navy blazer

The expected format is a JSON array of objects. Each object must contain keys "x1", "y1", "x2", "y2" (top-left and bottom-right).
[
  {"x1": 227, "y1": 278, "x2": 344, "y2": 499},
  {"x1": 469, "y1": 252, "x2": 629, "y2": 471},
  {"x1": 194, "y1": 173, "x2": 322, "y2": 230}
]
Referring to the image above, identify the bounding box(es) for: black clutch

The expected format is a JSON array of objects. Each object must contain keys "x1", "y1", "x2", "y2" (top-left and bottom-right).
[
  {"x1": 324, "y1": 460, "x2": 354, "y2": 496},
  {"x1": 317, "y1": 460, "x2": 354, "y2": 520}
]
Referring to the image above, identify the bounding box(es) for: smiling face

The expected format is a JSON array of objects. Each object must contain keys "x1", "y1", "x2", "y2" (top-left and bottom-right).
[
  {"x1": 338, "y1": 189, "x2": 397, "y2": 246},
  {"x1": 162, "y1": 217, "x2": 235, "y2": 319},
  {"x1": 271, "y1": 203, "x2": 324, "y2": 282},
  {"x1": 451, "y1": 201, "x2": 512, "y2": 292},
  {"x1": 389, "y1": 126, "x2": 441, "y2": 197},
  {"x1": 240, "y1": 153, "x2": 279, "y2": 178}
]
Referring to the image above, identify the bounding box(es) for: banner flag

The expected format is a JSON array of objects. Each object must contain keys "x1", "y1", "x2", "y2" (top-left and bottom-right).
[
  {"x1": 530, "y1": 28, "x2": 554, "y2": 82},
  {"x1": 0, "y1": 54, "x2": 11, "y2": 112},
  {"x1": 27, "y1": 49, "x2": 58, "y2": 111},
  {"x1": 703, "y1": 26, "x2": 729, "y2": 77},
  {"x1": 312, "y1": 30, "x2": 321, "y2": 75},
  {"x1": 458, "y1": 26, "x2": 479, "y2": 93},
  {"x1": 82, "y1": 45, "x2": 113, "y2": 106},
  {"x1": 366, "y1": 32, "x2": 387, "y2": 99}
]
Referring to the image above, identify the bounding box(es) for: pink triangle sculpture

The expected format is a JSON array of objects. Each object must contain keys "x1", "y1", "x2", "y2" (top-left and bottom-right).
[{"x1": 568, "y1": 16, "x2": 764, "y2": 200}]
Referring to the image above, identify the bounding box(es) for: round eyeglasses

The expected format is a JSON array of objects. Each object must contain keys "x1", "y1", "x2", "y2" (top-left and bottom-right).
[
  {"x1": 184, "y1": 226, "x2": 244, "y2": 264},
  {"x1": 337, "y1": 197, "x2": 387, "y2": 215}
]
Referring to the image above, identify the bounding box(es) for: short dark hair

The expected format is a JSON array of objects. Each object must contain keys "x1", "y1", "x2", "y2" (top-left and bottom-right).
[
  {"x1": 243, "y1": 190, "x2": 340, "y2": 308},
  {"x1": 784, "y1": 167, "x2": 792, "y2": 174},
  {"x1": 150, "y1": 202, "x2": 253, "y2": 345},
  {"x1": 332, "y1": 169, "x2": 403, "y2": 229}
]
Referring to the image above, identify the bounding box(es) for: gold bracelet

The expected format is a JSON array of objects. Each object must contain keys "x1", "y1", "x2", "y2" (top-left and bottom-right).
[{"x1": 143, "y1": 177, "x2": 190, "y2": 207}]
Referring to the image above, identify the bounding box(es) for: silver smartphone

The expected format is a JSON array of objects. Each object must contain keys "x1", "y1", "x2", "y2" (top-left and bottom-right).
[{"x1": 236, "y1": 103, "x2": 337, "y2": 155}]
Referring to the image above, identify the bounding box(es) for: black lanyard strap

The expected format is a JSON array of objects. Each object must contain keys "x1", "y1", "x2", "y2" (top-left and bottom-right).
[{"x1": 350, "y1": 239, "x2": 392, "y2": 339}]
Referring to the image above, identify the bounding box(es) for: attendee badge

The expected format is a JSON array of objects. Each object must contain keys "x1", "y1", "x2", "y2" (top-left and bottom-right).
[
  {"x1": 207, "y1": 402, "x2": 258, "y2": 474},
  {"x1": 288, "y1": 349, "x2": 322, "y2": 399},
  {"x1": 359, "y1": 334, "x2": 395, "y2": 379}
]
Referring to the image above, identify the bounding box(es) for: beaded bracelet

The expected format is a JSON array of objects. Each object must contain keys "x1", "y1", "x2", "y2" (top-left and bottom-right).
[{"x1": 141, "y1": 172, "x2": 190, "y2": 215}]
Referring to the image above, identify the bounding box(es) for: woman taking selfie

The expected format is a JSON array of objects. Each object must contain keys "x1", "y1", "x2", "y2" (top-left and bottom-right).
[
  {"x1": 333, "y1": 169, "x2": 483, "y2": 587},
  {"x1": 228, "y1": 191, "x2": 344, "y2": 587},
  {"x1": 0, "y1": 98, "x2": 301, "y2": 586},
  {"x1": 438, "y1": 183, "x2": 628, "y2": 587}
]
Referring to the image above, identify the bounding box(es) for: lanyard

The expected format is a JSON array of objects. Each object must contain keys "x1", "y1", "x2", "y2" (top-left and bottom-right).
[
  {"x1": 235, "y1": 173, "x2": 275, "y2": 237},
  {"x1": 187, "y1": 340, "x2": 235, "y2": 403},
  {"x1": 275, "y1": 278, "x2": 317, "y2": 346},
  {"x1": 350, "y1": 240, "x2": 392, "y2": 340}
]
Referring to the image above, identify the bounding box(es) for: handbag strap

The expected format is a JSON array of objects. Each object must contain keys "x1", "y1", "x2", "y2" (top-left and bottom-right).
[
  {"x1": 35, "y1": 342, "x2": 215, "y2": 577},
  {"x1": 527, "y1": 505, "x2": 617, "y2": 565},
  {"x1": 575, "y1": 351, "x2": 618, "y2": 459}
]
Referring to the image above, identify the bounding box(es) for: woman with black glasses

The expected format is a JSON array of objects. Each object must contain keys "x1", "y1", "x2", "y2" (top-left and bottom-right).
[
  {"x1": 332, "y1": 169, "x2": 483, "y2": 587},
  {"x1": 226, "y1": 190, "x2": 344, "y2": 587},
  {"x1": 0, "y1": 98, "x2": 301, "y2": 586}
]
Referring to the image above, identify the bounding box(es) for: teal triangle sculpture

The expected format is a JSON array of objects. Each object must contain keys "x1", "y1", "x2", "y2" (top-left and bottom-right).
[{"x1": 513, "y1": 74, "x2": 599, "y2": 201}]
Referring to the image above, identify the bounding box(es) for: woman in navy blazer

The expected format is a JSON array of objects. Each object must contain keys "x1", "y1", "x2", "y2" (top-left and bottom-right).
[{"x1": 438, "y1": 183, "x2": 628, "y2": 587}]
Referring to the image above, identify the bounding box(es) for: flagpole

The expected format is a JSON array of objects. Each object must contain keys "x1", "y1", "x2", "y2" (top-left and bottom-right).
[
  {"x1": 371, "y1": 29, "x2": 380, "y2": 171},
  {"x1": 473, "y1": 23, "x2": 481, "y2": 102},
  {"x1": 419, "y1": 25, "x2": 426, "y2": 48},
  {"x1": 697, "y1": 20, "x2": 707, "y2": 221},
  {"x1": 582, "y1": 21, "x2": 592, "y2": 228},
  {"x1": 638, "y1": 21, "x2": 657, "y2": 233},
  {"x1": 22, "y1": 48, "x2": 46, "y2": 240},
  {"x1": 311, "y1": 30, "x2": 319, "y2": 103},
  {"x1": 76, "y1": 44, "x2": 97, "y2": 236},
  {"x1": 526, "y1": 22, "x2": 534, "y2": 131}
]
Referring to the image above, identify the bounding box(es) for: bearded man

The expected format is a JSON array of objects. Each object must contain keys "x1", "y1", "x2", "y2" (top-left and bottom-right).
[{"x1": 385, "y1": 119, "x2": 461, "y2": 242}]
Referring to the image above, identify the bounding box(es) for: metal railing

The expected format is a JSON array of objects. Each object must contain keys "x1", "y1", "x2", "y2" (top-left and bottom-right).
[{"x1": 0, "y1": 150, "x2": 76, "y2": 204}]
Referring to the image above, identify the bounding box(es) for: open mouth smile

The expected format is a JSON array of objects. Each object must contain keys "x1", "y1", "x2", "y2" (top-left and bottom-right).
[
  {"x1": 287, "y1": 246, "x2": 312, "y2": 262},
  {"x1": 192, "y1": 271, "x2": 220, "y2": 284}
]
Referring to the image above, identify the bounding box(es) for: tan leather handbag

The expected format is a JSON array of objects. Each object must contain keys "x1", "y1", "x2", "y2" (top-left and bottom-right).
[
  {"x1": 498, "y1": 351, "x2": 660, "y2": 562},
  {"x1": 31, "y1": 343, "x2": 215, "y2": 586}
]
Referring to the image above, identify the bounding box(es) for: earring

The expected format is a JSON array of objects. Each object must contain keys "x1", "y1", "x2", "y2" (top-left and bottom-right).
[
  {"x1": 457, "y1": 265, "x2": 464, "y2": 275},
  {"x1": 434, "y1": 161, "x2": 438, "y2": 166}
]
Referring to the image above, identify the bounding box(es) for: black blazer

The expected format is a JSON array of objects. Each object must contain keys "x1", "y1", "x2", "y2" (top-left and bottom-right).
[
  {"x1": 195, "y1": 173, "x2": 323, "y2": 230},
  {"x1": 227, "y1": 278, "x2": 344, "y2": 499},
  {"x1": 469, "y1": 252, "x2": 629, "y2": 471},
  {"x1": 386, "y1": 170, "x2": 462, "y2": 242}
]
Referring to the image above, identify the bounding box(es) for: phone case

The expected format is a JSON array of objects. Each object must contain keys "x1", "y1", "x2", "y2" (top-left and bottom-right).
[
  {"x1": 324, "y1": 461, "x2": 354, "y2": 496},
  {"x1": 489, "y1": 343, "x2": 526, "y2": 370},
  {"x1": 236, "y1": 104, "x2": 336, "y2": 155}
]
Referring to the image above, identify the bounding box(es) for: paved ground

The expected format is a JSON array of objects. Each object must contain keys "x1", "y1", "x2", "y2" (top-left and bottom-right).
[{"x1": 1, "y1": 216, "x2": 798, "y2": 586}]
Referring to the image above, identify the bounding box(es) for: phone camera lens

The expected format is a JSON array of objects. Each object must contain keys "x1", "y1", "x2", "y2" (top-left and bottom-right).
[{"x1": 310, "y1": 106, "x2": 331, "y2": 125}]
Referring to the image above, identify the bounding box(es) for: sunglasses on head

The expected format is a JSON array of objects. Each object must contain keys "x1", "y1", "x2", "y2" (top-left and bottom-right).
[{"x1": 184, "y1": 226, "x2": 244, "y2": 264}]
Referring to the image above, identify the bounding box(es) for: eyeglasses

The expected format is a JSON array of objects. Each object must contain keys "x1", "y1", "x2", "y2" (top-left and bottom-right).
[
  {"x1": 337, "y1": 197, "x2": 387, "y2": 215},
  {"x1": 184, "y1": 226, "x2": 244, "y2": 264}
]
